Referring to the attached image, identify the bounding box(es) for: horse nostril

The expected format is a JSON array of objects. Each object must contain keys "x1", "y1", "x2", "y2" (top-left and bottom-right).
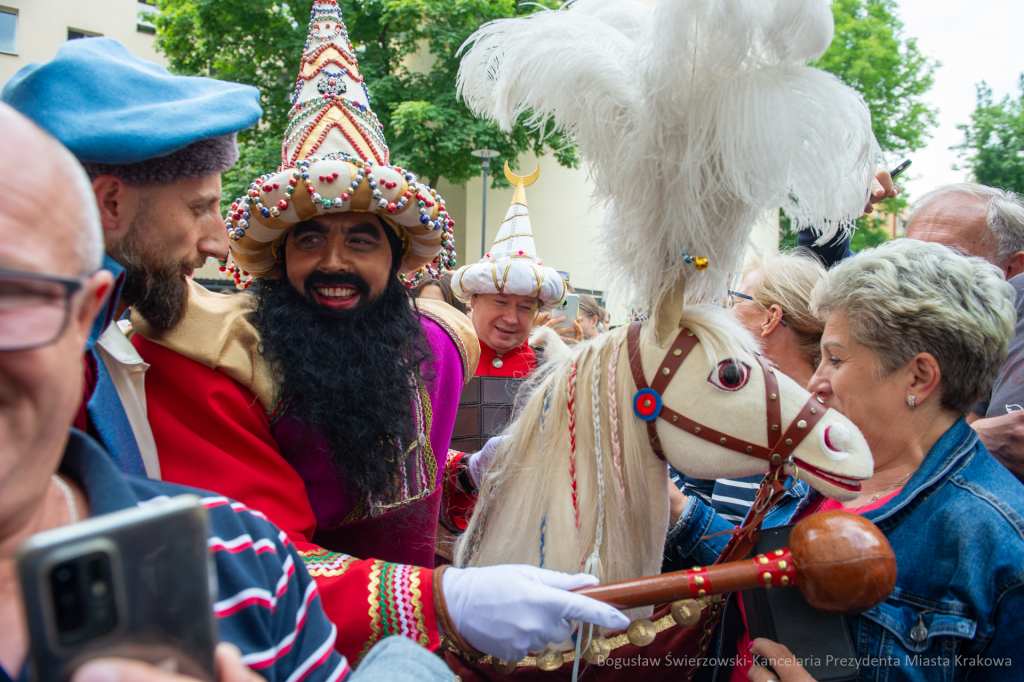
[{"x1": 821, "y1": 423, "x2": 851, "y2": 461}]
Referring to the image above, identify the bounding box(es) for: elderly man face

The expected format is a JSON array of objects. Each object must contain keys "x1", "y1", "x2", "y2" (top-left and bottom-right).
[
  {"x1": 0, "y1": 104, "x2": 112, "y2": 549},
  {"x1": 906, "y1": 193, "x2": 1024, "y2": 279},
  {"x1": 471, "y1": 293, "x2": 540, "y2": 354}
]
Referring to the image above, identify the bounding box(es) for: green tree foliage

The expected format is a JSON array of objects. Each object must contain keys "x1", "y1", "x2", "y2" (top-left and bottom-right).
[
  {"x1": 818, "y1": 0, "x2": 937, "y2": 157},
  {"x1": 152, "y1": 0, "x2": 574, "y2": 205},
  {"x1": 954, "y1": 77, "x2": 1024, "y2": 194},
  {"x1": 781, "y1": 0, "x2": 938, "y2": 249}
]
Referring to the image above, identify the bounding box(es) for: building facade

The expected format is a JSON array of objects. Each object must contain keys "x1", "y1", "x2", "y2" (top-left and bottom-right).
[{"x1": 0, "y1": 0, "x2": 164, "y2": 84}]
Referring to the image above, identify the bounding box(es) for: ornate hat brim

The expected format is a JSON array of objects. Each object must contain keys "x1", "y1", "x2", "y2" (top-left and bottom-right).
[{"x1": 226, "y1": 151, "x2": 454, "y2": 281}]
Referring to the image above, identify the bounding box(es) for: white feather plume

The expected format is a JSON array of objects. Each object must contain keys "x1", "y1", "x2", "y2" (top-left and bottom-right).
[{"x1": 458, "y1": 0, "x2": 880, "y2": 305}]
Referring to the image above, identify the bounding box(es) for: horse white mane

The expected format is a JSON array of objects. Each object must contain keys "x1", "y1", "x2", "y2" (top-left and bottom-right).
[
  {"x1": 454, "y1": 305, "x2": 758, "y2": 592},
  {"x1": 458, "y1": 0, "x2": 879, "y2": 306}
]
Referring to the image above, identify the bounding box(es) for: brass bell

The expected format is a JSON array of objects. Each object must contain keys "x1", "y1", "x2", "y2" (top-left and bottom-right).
[
  {"x1": 626, "y1": 618, "x2": 657, "y2": 647},
  {"x1": 492, "y1": 658, "x2": 519, "y2": 676},
  {"x1": 671, "y1": 599, "x2": 702, "y2": 627},
  {"x1": 581, "y1": 637, "x2": 612, "y2": 665},
  {"x1": 536, "y1": 647, "x2": 564, "y2": 672}
]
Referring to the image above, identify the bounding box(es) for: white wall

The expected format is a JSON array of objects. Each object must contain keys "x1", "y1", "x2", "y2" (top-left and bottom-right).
[{"x1": 0, "y1": 0, "x2": 166, "y2": 84}]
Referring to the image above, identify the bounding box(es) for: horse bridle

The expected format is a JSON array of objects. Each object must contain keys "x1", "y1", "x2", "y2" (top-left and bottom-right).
[
  {"x1": 625, "y1": 322, "x2": 829, "y2": 560},
  {"x1": 626, "y1": 322, "x2": 826, "y2": 467}
]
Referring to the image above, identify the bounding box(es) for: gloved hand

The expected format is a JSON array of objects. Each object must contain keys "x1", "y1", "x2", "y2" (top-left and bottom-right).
[
  {"x1": 467, "y1": 435, "x2": 509, "y2": 488},
  {"x1": 441, "y1": 564, "x2": 631, "y2": 662}
]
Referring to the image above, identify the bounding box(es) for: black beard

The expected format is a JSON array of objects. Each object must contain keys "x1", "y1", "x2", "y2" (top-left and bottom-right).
[
  {"x1": 252, "y1": 271, "x2": 431, "y2": 500},
  {"x1": 109, "y1": 207, "x2": 194, "y2": 332}
]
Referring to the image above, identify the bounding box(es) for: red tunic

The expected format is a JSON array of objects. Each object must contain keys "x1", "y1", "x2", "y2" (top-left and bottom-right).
[
  {"x1": 132, "y1": 335, "x2": 474, "y2": 664},
  {"x1": 475, "y1": 340, "x2": 536, "y2": 377}
]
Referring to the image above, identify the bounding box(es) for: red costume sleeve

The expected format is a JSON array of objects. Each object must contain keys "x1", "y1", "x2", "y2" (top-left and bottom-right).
[
  {"x1": 440, "y1": 450, "x2": 478, "y2": 533},
  {"x1": 133, "y1": 336, "x2": 440, "y2": 663}
]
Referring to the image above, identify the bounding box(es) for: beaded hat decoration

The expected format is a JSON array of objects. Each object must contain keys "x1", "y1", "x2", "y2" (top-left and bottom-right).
[
  {"x1": 220, "y1": 0, "x2": 456, "y2": 289},
  {"x1": 452, "y1": 163, "x2": 566, "y2": 312}
]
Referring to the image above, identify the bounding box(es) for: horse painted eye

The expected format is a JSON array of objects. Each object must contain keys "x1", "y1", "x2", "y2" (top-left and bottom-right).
[{"x1": 707, "y1": 360, "x2": 750, "y2": 391}]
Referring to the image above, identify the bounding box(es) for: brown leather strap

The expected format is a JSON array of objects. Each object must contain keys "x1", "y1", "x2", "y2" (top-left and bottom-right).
[
  {"x1": 766, "y1": 395, "x2": 828, "y2": 461},
  {"x1": 627, "y1": 322, "x2": 667, "y2": 461},
  {"x1": 658, "y1": 404, "x2": 774, "y2": 460},
  {"x1": 757, "y1": 354, "x2": 783, "y2": 450},
  {"x1": 434, "y1": 565, "x2": 484, "y2": 659},
  {"x1": 650, "y1": 329, "x2": 700, "y2": 396}
]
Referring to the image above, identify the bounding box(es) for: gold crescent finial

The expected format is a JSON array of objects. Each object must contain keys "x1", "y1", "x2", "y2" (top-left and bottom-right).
[
  {"x1": 505, "y1": 161, "x2": 540, "y2": 206},
  {"x1": 504, "y1": 161, "x2": 541, "y2": 187}
]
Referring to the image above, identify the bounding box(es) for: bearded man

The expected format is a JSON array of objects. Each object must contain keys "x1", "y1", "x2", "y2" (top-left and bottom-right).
[
  {"x1": 1, "y1": 38, "x2": 261, "y2": 477},
  {"x1": 128, "y1": 0, "x2": 628, "y2": 664}
]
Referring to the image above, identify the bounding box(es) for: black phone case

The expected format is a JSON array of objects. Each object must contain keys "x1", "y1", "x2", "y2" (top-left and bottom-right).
[
  {"x1": 18, "y1": 495, "x2": 216, "y2": 682},
  {"x1": 742, "y1": 524, "x2": 858, "y2": 682}
]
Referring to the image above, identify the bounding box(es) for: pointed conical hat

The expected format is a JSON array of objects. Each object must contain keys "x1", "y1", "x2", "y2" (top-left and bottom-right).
[
  {"x1": 452, "y1": 163, "x2": 566, "y2": 311},
  {"x1": 221, "y1": 0, "x2": 455, "y2": 289}
]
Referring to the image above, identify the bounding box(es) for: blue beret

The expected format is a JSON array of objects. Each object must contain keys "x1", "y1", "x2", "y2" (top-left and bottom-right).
[{"x1": 1, "y1": 38, "x2": 262, "y2": 164}]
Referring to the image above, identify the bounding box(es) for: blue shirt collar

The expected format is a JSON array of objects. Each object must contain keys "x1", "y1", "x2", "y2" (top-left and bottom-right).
[
  {"x1": 59, "y1": 428, "x2": 140, "y2": 515},
  {"x1": 88, "y1": 254, "x2": 125, "y2": 351}
]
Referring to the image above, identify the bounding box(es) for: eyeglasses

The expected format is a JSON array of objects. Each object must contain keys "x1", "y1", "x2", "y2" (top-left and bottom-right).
[
  {"x1": 726, "y1": 290, "x2": 787, "y2": 327},
  {"x1": 579, "y1": 304, "x2": 600, "y2": 319},
  {"x1": 726, "y1": 290, "x2": 753, "y2": 308},
  {"x1": 0, "y1": 269, "x2": 85, "y2": 351}
]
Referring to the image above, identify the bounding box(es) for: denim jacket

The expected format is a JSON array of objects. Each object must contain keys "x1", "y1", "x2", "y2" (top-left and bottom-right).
[{"x1": 666, "y1": 419, "x2": 1024, "y2": 681}]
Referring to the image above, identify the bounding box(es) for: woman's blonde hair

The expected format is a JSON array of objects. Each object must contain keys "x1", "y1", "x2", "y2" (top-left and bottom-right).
[{"x1": 745, "y1": 250, "x2": 827, "y2": 368}]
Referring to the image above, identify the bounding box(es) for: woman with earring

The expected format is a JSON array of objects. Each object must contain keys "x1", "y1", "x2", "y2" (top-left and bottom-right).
[{"x1": 669, "y1": 240, "x2": 1024, "y2": 681}]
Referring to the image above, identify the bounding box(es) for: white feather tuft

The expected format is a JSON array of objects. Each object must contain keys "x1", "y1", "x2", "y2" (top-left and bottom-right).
[{"x1": 458, "y1": 0, "x2": 880, "y2": 306}]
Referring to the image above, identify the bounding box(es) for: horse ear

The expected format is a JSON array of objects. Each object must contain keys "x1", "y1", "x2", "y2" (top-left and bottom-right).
[{"x1": 652, "y1": 271, "x2": 687, "y2": 347}]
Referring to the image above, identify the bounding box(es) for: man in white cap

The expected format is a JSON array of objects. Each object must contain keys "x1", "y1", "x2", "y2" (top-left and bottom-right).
[{"x1": 453, "y1": 164, "x2": 568, "y2": 378}]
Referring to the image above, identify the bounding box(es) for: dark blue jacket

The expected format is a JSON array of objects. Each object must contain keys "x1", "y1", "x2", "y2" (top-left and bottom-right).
[{"x1": 667, "y1": 419, "x2": 1024, "y2": 680}]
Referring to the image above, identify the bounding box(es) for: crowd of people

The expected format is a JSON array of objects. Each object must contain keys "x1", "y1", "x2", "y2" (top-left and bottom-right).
[{"x1": 0, "y1": 3, "x2": 1023, "y2": 682}]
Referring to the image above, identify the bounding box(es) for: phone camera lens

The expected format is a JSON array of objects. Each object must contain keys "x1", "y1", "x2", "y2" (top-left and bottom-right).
[{"x1": 50, "y1": 553, "x2": 117, "y2": 644}]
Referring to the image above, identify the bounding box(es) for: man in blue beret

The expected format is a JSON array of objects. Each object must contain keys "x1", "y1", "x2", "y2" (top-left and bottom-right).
[{"x1": 1, "y1": 37, "x2": 262, "y2": 478}]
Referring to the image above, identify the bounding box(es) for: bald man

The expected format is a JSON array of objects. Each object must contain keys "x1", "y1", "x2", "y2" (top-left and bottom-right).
[
  {"x1": 0, "y1": 102, "x2": 450, "y2": 682},
  {"x1": 906, "y1": 184, "x2": 1024, "y2": 279},
  {"x1": 906, "y1": 184, "x2": 1024, "y2": 481}
]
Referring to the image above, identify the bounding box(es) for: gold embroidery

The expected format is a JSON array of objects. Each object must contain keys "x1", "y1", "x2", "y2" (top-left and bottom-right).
[
  {"x1": 410, "y1": 569, "x2": 429, "y2": 646},
  {"x1": 359, "y1": 560, "x2": 385, "y2": 663}
]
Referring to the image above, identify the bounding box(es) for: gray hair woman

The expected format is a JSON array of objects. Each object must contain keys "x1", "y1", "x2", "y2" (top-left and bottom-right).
[{"x1": 671, "y1": 239, "x2": 1024, "y2": 681}]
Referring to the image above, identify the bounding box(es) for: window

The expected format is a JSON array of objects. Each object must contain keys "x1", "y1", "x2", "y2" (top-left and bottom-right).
[
  {"x1": 0, "y1": 8, "x2": 16, "y2": 55},
  {"x1": 68, "y1": 28, "x2": 102, "y2": 41},
  {"x1": 575, "y1": 288, "x2": 605, "y2": 308},
  {"x1": 137, "y1": 1, "x2": 158, "y2": 35}
]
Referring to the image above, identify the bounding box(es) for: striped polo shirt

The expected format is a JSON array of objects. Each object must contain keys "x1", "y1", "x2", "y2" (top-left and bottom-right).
[{"x1": 7, "y1": 430, "x2": 351, "y2": 682}]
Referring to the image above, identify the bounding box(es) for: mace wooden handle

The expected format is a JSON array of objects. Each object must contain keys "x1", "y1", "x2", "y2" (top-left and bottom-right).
[
  {"x1": 573, "y1": 511, "x2": 897, "y2": 616},
  {"x1": 574, "y1": 548, "x2": 795, "y2": 610}
]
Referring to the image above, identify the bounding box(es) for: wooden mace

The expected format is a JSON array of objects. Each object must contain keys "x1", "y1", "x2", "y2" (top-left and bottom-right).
[{"x1": 574, "y1": 510, "x2": 897, "y2": 616}]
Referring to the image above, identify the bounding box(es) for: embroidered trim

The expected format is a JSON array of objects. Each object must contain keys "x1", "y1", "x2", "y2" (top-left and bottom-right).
[
  {"x1": 359, "y1": 560, "x2": 385, "y2": 663},
  {"x1": 421, "y1": 383, "x2": 438, "y2": 487},
  {"x1": 298, "y1": 547, "x2": 358, "y2": 577},
  {"x1": 358, "y1": 561, "x2": 429, "y2": 663},
  {"x1": 410, "y1": 568, "x2": 429, "y2": 646},
  {"x1": 417, "y1": 308, "x2": 471, "y2": 383}
]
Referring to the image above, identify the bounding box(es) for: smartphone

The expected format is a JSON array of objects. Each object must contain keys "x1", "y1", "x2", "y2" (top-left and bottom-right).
[
  {"x1": 18, "y1": 495, "x2": 217, "y2": 682},
  {"x1": 742, "y1": 524, "x2": 857, "y2": 681},
  {"x1": 888, "y1": 159, "x2": 912, "y2": 180},
  {"x1": 552, "y1": 293, "x2": 580, "y2": 330}
]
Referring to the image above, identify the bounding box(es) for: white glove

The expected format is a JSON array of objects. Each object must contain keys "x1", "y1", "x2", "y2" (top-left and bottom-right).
[
  {"x1": 467, "y1": 435, "x2": 509, "y2": 488},
  {"x1": 441, "y1": 564, "x2": 631, "y2": 661}
]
